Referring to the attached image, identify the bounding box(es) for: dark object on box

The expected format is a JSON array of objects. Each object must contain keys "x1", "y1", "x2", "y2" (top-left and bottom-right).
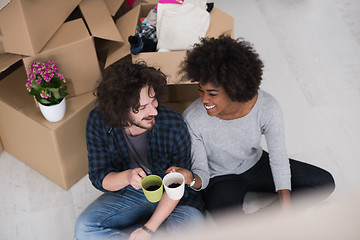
[{"x1": 128, "y1": 36, "x2": 157, "y2": 55}]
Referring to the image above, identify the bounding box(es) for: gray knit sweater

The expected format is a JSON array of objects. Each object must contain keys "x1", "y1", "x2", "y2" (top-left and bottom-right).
[{"x1": 183, "y1": 90, "x2": 291, "y2": 191}]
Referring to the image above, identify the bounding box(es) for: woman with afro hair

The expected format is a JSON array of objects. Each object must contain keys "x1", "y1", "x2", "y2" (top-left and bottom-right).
[{"x1": 166, "y1": 35, "x2": 335, "y2": 216}]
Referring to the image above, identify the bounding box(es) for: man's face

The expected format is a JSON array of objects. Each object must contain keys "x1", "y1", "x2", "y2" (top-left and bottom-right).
[{"x1": 128, "y1": 85, "x2": 158, "y2": 132}]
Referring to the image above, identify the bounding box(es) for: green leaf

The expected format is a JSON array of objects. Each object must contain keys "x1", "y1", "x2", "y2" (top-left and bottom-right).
[
  {"x1": 30, "y1": 81, "x2": 41, "y2": 93},
  {"x1": 38, "y1": 98, "x2": 51, "y2": 105},
  {"x1": 59, "y1": 86, "x2": 69, "y2": 98},
  {"x1": 51, "y1": 77, "x2": 61, "y2": 88},
  {"x1": 48, "y1": 88, "x2": 60, "y2": 99}
]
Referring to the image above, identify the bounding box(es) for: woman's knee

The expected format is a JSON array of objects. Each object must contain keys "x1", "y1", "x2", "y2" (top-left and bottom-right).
[
  {"x1": 293, "y1": 166, "x2": 335, "y2": 201},
  {"x1": 291, "y1": 160, "x2": 335, "y2": 193},
  {"x1": 318, "y1": 168, "x2": 335, "y2": 194}
]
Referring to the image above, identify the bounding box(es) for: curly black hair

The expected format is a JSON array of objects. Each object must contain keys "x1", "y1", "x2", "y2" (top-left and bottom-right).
[
  {"x1": 180, "y1": 35, "x2": 264, "y2": 103},
  {"x1": 95, "y1": 60, "x2": 167, "y2": 128}
]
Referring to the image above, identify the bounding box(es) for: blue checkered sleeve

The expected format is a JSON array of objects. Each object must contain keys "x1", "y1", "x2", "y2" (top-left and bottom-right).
[{"x1": 86, "y1": 109, "x2": 120, "y2": 191}]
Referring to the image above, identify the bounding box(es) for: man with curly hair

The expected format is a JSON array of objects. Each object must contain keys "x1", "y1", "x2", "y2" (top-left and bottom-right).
[
  {"x1": 167, "y1": 35, "x2": 335, "y2": 216},
  {"x1": 75, "y1": 61, "x2": 204, "y2": 240}
]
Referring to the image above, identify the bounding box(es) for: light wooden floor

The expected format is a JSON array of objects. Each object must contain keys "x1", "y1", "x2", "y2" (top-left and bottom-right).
[{"x1": 1, "y1": 0, "x2": 360, "y2": 239}]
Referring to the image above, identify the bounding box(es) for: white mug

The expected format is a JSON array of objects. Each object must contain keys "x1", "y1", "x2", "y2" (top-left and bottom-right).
[{"x1": 163, "y1": 172, "x2": 185, "y2": 200}]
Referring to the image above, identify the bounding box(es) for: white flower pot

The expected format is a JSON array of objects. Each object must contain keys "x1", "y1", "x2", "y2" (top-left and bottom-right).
[{"x1": 38, "y1": 98, "x2": 66, "y2": 122}]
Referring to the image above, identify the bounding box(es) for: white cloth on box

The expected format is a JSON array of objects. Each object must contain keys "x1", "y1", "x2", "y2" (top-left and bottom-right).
[
  {"x1": 184, "y1": 0, "x2": 208, "y2": 10},
  {"x1": 156, "y1": 3, "x2": 180, "y2": 41},
  {"x1": 157, "y1": 48, "x2": 170, "y2": 52},
  {"x1": 156, "y1": 1, "x2": 210, "y2": 51}
]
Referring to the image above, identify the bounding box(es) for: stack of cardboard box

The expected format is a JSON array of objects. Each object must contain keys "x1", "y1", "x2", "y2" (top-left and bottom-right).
[{"x1": 0, "y1": 0, "x2": 233, "y2": 189}]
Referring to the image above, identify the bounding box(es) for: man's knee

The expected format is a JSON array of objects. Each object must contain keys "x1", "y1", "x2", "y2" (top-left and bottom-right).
[
  {"x1": 74, "y1": 212, "x2": 93, "y2": 240},
  {"x1": 165, "y1": 205, "x2": 204, "y2": 232}
]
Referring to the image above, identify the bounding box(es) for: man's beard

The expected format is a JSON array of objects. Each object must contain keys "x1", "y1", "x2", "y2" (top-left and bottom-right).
[{"x1": 129, "y1": 115, "x2": 156, "y2": 130}]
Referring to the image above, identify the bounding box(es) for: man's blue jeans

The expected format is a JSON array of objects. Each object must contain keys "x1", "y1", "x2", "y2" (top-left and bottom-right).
[{"x1": 74, "y1": 186, "x2": 204, "y2": 240}]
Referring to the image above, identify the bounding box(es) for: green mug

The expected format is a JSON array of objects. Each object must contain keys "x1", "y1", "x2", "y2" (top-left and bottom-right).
[{"x1": 141, "y1": 175, "x2": 163, "y2": 203}]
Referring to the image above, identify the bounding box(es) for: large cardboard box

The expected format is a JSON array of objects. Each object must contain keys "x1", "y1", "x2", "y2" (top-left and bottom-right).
[
  {"x1": 0, "y1": 0, "x2": 81, "y2": 56},
  {"x1": 106, "y1": 3, "x2": 234, "y2": 83},
  {"x1": 22, "y1": 19, "x2": 102, "y2": 98},
  {"x1": 0, "y1": 64, "x2": 96, "y2": 189}
]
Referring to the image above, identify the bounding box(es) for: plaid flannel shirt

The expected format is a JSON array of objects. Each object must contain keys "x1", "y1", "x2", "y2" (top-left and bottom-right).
[{"x1": 86, "y1": 105, "x2": 204, "y2": 212}]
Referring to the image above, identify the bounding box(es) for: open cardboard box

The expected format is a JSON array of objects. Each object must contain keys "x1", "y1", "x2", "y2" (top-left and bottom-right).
[
  {"x1": 0, "y1": 63, "x2": 96, "y2": 190},
  {"x1": 0, "y1": 0, "x2": 81, "y2": 56},
  {"x1": 106, "y1": 3, "x2": 234, "y2": 83}
]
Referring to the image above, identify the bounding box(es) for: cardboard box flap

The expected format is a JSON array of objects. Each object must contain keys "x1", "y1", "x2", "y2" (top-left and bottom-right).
[
  {"x1": 206, "y1": 7, "x2": 234, "y2": 38},
  {"x1": 79, "y1": 0, "x2": 124, "y2": 42},
  {"x1": 104, "y1": 0, "x2": 125, "y2": 16},
  {"x1": 0, "y1": 0, "x2": 81, "y2": 56},
  {"x1": 22, "y1": 0, "x2": 82, "y2": 54},
  {"x1": 142, "y1": 0, "x2": 159, "y2": 5},
  {"x1": 0, "y1": 0, "x2": 33, "y2": 54},
  {"x1": 104, "y1": 41, "x2": 128, "y2": 68},
  {"x1": 38, "y1": 19, "x2": 89, "y2": 52},
  {"x1": 105, "y1": 4, "x2": 142, "y2": 68},
  {"x1": 0, "y1": 53, "x2": 22, "y2": 73}
]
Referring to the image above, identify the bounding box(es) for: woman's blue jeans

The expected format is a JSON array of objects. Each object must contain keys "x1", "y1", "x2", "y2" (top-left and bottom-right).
[{"x1": 74, "y1": 186, "x2": 204, "y2": 240}]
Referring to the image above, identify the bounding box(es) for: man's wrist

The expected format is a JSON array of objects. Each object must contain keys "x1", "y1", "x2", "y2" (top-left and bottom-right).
[{"x1": 141, "y1": 225, "x2": 154, "y2": 235}]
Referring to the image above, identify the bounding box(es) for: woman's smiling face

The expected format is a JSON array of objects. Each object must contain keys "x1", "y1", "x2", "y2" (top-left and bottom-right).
[{"x1": 198, "y1": 82, "x2": 236, "y2": 118}]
